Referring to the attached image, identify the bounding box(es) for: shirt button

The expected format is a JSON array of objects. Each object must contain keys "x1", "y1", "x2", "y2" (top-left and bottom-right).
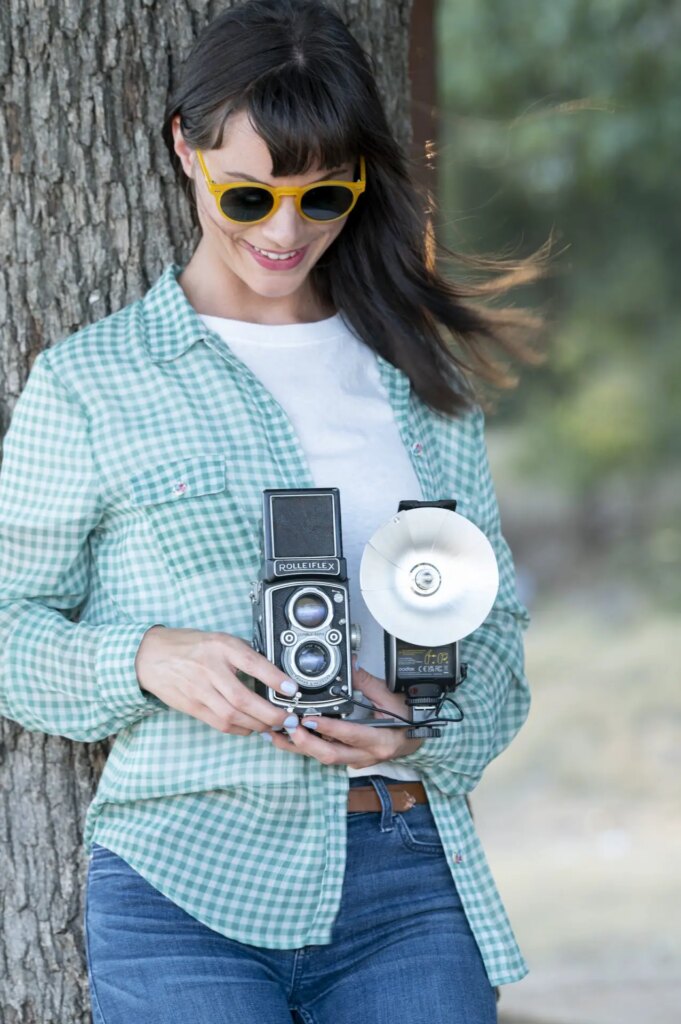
[
  {"x1": 411, "y1": 441, "x2": 423, "y2": 456},
  {"x1": 173, "y1": 481, "x2": 188, "y2": 495}
]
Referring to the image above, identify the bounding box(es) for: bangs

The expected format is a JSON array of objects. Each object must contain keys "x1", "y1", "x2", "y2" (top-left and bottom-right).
[{"x1": 225, "y1": 63, "x2": 363, "y2": 176}]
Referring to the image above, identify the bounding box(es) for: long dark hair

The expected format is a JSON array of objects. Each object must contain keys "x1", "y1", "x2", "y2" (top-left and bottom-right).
[{"x1": 161, "y1": 0, "x2": 552, "y2": 417}]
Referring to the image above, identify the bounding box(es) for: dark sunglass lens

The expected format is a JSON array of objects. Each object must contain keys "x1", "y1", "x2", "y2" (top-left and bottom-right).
[
  {"x1": 301, "y1": 185, "x2": 354, "y2": 221},
  {"x1": 220, "y1": 187, "x2": 274, "y2": 222}
]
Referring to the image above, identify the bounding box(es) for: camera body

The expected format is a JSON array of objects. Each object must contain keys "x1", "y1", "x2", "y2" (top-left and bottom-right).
[{"x1": 249, "y1": 488, "x2": 360, "y2": 717}]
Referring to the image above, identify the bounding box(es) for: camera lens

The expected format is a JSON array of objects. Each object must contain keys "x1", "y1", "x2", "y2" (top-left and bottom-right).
[
  {"x1": 290, "y1": 592, "x2": 328, "y2": 629},
  {"x1": 294, "y1": 642, "x2": 331, "y2": 678}
]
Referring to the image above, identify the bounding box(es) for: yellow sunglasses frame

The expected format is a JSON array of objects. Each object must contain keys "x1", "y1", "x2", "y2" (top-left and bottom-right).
[{"x1": 195, "y1": 149, "x2": 366, "y2": 225}]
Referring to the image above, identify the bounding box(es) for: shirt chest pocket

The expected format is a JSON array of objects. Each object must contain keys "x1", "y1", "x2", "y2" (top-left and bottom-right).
[{"x1": 128, "y1": 455, "x2": 261, "y2": 581}]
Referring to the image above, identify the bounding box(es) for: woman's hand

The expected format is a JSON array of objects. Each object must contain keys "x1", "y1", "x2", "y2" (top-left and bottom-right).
[
  {"x1": 265, "y1": 657, "x2": 425, "y2": 768},
  {"x1": 135, "y1": 626, "x2": 300, "y2": 735}
]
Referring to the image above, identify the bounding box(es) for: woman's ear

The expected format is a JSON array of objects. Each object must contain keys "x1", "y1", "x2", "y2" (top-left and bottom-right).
[{"x1": 171, "y1": 114, "x2": 195, "y2": 178}]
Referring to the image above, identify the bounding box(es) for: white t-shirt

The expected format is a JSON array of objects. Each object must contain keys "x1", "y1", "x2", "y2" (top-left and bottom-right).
[{"x1": 199, "y1": 309, "x2": 423, "y2": 782}]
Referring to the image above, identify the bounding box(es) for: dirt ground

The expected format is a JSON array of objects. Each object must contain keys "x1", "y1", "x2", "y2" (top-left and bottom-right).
[{"x1": 469, "y1": 592, "x2": 681, "y2": 1024}]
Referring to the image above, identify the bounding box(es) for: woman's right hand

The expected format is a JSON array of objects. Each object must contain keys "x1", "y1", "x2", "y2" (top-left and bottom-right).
[{"x1": 134, "y1": 626, "x2": 299, "y2": 735}]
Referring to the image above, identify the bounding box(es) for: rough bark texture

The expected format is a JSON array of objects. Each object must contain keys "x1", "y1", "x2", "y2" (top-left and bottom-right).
[{"x1": 0, "y1": 1, "x2": 414, "y2": 1020}]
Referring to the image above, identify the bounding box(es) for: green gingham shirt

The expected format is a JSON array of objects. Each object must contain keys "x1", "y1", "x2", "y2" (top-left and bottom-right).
[{"x1": 0, "y1": 263, "x2": 531, "y2": 986}]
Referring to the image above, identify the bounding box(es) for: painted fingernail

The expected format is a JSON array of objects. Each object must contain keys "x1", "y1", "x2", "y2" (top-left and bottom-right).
[
  {"x1": 302, "y1": 720, "x2": 318, "y2": 729},
  {"x1": 260, "y1": 732, "x2": 273, "y2": 742},
  {"x1": 284, "y1": 714, "x2": 299, "y2": 728},
  {"x1": 281, "y1": 680, "x2": 298, "y2": 695}
]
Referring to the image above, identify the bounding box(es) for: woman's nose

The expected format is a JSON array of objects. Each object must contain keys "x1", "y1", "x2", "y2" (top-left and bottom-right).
[{"x1": 260, "y1": 195, "x2": 308, "y2": 244}]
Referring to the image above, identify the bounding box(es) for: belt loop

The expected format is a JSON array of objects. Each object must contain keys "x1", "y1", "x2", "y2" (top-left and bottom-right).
[{"x1": 368, "y1": 777, "x2": 395, "y2": 832}]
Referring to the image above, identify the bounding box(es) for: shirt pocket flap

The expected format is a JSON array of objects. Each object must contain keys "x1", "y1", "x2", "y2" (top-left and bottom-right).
[{"x1": 129, "y1": 455, "x2": 227, "y2": 507}]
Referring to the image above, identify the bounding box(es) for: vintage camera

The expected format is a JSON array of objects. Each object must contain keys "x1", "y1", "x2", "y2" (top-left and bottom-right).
[{"x1": 249, "y1": 488, "x2": 361, "y2": 717}]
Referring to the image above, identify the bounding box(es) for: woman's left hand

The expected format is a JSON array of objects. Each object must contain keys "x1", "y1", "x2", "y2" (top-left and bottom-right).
[{"x1": 265, "y1": 657, "x2": 425, "y2": 768}]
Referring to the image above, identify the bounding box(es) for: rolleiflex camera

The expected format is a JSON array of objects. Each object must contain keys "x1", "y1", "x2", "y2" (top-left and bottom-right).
[{"x1": 249, "y1": 488, "x2": 361, "y2": 718}]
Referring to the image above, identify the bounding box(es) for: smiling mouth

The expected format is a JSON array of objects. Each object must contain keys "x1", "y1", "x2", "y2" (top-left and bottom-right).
[{"x1": 244, "y1": 241, "x2": 307, "y2": 259}]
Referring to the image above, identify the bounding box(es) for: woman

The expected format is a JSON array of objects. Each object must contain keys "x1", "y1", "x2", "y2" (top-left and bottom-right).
[{"x1": 0, "y1": 1, "x2": 548, "y2": 1021}]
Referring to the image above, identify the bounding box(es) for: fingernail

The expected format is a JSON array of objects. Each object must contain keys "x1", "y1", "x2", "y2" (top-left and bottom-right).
[
  {"x1": 284, "y1": 714, "x2": 299, "y2": 729},
  {"x1": 260, "y1": 732, "x2": 273, "y2": 743},
  {"x1": 302, "y1": 719, "x2": 318, "y2": 729},
  {"x1": 281, "y1": 680, "x2": 298, "y2": 695}
]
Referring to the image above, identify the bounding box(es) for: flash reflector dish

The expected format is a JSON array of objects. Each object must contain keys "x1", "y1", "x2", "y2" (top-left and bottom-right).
[{"x1": 360, "y1": 507, "x2": 499, "y2": 646}]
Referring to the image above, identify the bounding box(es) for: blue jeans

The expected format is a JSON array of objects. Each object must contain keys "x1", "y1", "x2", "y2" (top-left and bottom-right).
[{"x1": 85, "y1": 775, "x2": 497, "y2": 1023}]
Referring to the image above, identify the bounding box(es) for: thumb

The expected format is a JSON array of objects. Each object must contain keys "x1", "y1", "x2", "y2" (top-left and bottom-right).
[
  {"x1": 351, "y1": 657, "x2": 408, "y2": 720},
  {"x1": 351, "y1": 658, "x2": 386, "y2": 691}
]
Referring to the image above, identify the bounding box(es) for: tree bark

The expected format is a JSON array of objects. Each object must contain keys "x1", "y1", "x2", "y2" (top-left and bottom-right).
[{"x1": 0, "y1": 1, "x2": 414, "y2": 1020}]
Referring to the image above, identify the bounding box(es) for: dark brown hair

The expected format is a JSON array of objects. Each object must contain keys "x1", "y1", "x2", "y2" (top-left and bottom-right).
[{"x1": 162, "y1": 0, "x2": 553, "y2": 417}]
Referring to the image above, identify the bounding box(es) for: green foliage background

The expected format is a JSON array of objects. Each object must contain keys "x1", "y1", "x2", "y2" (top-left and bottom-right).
[
  {"x1": 436, "y1": 0, "x2": 680, "y2": 495},
  {"x1": 434, "y1": 11, "x2": 681, "y2": 1004}
]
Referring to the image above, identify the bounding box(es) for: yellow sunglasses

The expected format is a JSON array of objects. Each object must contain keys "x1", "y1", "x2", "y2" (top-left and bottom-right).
[{"x1": 195, "y1": 149, "x2": 366, "y2": 225}]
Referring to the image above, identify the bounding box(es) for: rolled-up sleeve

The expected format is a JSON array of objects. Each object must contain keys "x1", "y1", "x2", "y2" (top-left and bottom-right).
[
  {"x1": 0, "y1": 350, "x2": 165, "y2": 741},
  {"x1": 389, "y1": 406, "x2": 531, "y2": 795}
]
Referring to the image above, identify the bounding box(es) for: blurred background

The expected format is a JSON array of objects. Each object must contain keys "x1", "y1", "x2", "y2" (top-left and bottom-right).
[{"x1": 411, "y1": 2, "x2": 681, "y2": 1021}]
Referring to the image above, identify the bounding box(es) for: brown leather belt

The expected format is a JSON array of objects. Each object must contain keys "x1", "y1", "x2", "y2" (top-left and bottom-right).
[{"x1": 347, "y1": 782, "x2": 428, "y2": 813}]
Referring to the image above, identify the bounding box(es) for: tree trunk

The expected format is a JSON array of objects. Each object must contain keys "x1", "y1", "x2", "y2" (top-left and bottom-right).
[
  {"x1": 408, "y1": 0, "x2": 438, "y2": 198},
  {"x1": 0, "y1": 1, "x2": 415, "y2": 1020}
]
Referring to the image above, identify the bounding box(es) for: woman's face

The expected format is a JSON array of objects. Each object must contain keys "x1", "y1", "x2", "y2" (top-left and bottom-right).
[{"x1": 172, "y1": 110, "x2": 356, "y2": 306}]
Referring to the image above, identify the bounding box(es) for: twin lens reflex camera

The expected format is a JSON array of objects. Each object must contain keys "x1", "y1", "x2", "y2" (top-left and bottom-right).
[{"x1": 248, "y1": 489, "x2": 358, "y2": 720}]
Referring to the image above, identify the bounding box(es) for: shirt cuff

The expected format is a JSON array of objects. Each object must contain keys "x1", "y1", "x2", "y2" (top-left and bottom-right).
[
  {"x1": 393, "y1": 721, "x2": 461, "y2": 768},
  {"x1": 95, "y1": 622, "x2": 167, "y2": 716}
]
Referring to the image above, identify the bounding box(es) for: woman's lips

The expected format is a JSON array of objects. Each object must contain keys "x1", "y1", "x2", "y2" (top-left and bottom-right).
[{"x1": 243, "y1": 240, "x2": 308, "y2": 270}]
